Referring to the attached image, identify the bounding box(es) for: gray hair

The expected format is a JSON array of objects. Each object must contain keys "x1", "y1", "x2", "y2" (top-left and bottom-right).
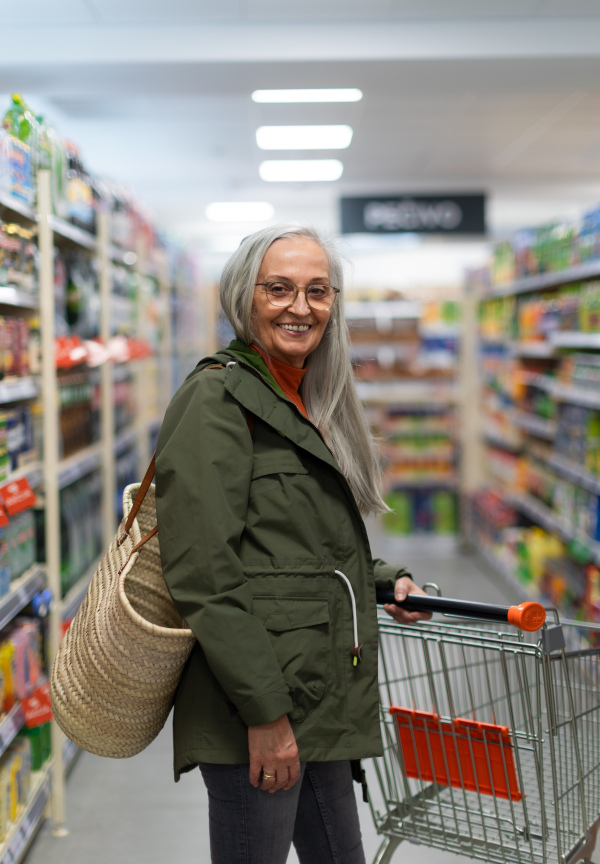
[{"x1": 219, "y1": 223, "x2": 387, "y2": 514}]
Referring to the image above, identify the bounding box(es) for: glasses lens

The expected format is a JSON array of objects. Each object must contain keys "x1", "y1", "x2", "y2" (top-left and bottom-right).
[
  {"x1": 306, "y1": 285, "x2": 335, "y2": 310},
  {"x1": 266, "y1": 283, "x2": 296, "y2": 306}
]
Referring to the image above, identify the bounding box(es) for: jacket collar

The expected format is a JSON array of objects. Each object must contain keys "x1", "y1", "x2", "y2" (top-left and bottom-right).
[{"x1": 203, "y1": 341, "x2": 346, "y2": 482}]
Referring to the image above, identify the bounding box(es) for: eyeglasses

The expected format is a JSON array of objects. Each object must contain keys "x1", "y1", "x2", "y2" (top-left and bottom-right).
[{"x1": 255, "y1": 280, "x2": 340, "y2": 311}]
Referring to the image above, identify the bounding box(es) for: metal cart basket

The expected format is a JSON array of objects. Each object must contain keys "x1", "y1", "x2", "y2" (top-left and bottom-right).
[{"x1": 370, "y1": 591, "x2": 600, "y2": 864}]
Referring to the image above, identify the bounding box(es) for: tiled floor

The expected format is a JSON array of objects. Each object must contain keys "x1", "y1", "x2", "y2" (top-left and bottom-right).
[{"x1": 26, "y1": 532, "x2": 515, "y2": 864}]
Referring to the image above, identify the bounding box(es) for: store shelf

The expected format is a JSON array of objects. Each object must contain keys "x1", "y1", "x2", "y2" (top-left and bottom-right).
[
  {"x1": 474, "y1": 542, "x2": 532, "y2": 604},
  {"x1": 356, "y1": 380, "x2": 456, "y2": 405},
  {"x1": 114, "y1": 425, "x2": 138, "y2": 455},
  {"x1": 506, "y1": 490, "x2": 600, "y2": 564},
  {"x1": 5, "y1": 461, "x2": 44, "y2": 490},
  {"x1": 0, "y1": 704, "x2": 26, "y2": 762},
  {"x1": 520, "y1": 369, "x2": 600, "y2": 409},
  {"x1": 512, "y1": 411, "x2": 556, "y2": 439},
  {"x1": 0, "y1": 192, "x2": 35, "y2": 223},
  {"x1": 550, "y1": 331, "x2": 600, "y2": 350},
  {"x1": 0, "y1": 378, "x2": 38, "y2": 405},
  {"x1": 345, "y1": 300, "x2": 421, "y2": 320},
  {"x1": 0, "y1": 565, "x2": 46, "y2": 634},
  {"x1": 552, "y1": 382, "x2": 600, "y2": 409},
  {"x1": 521, "y1": 372, "x2": 554, "y2": 391},
  {"x1": 386, "y1": 428, "x2": 454, "y2": 439},
  {"x1": 489, "y1": 260, "x2": 600, "y2": 298},
  {"x1": 0, "y1": 766, "x2": 51, "y2": 864},
  {"x1": 110, "y1": 245, "x2": 136, "y2": 266},
  {"x1": 61, "y1": 561, "x2": 96, "y2": 622},
  {"x1": 541, "y1": 452, "x2": 600, "y2": 495},
  {"x1": 390, "y1": 478, "x2": 457, "y2": 489},
  {"x1": 483, "y1": 433, "x2": 522, "y2": 453},
  {"x1": 49, "y1": 216, "x2": 97, "y2": 252},
  {"x1": 0, "y1": 288, "x2": 38, "y2": 311},
  {"x1": 57, "y1": 442, "x2": 103, "y2": 489},
  {"x1": 511, "y1": 340, "x2": 555, "y2": 358}
]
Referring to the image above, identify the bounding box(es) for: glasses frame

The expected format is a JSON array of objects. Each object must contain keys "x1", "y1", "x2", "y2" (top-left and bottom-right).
[{"x1": 255, "y1": 280, "x2": 340, "y2": 311}]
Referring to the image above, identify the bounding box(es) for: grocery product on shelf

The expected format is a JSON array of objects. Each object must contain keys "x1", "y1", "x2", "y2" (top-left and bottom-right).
[
  {"x1": 0, "y1": 221, "x2": 37, "y2": 291},
  {"x1": 64, "y1": 141, "x2": 95, "y2": 233},
  {"x1": 0, "y1": 510, "x2": 36, "y2": 596},
  {"x1": 384, "y1": 488, "x2": 457, "y2": 535},
  {"x1": 113, "y1": 366, "x2": 135, "y2": 435},
  {"x1": 491, "y1": 204, "x2": 600, "y2": 285},
  {"x1": 58, "y1": 365, "x2": 99, "y2": 458},
  {"x1": 58, "y1": 471, "x2": 103, "y2": 599}
]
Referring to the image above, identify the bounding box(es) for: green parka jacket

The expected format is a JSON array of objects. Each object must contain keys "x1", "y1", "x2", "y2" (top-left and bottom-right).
[{"x1": 155, "y1": 341, "x2": 405, "y2": 781}]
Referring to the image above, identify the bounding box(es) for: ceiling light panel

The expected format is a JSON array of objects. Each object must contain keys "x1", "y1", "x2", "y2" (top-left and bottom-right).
[
  {"x1": 256, "y1": 125, "x2": 353, "y2": 150},
  {"x1": 205, "y1": 202, "x2": 274, "y2": 221},
  {"x1": 252, "y1": 90, "x2": 363, "y2": 104},
  {"x1": 259, "y1": 160, "x2": 343, "y2": 182}
]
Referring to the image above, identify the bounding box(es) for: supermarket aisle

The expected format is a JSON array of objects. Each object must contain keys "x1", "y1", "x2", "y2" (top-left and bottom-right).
[{"x1": 26, "y1": 540, "x2": 510, "y2": 864}]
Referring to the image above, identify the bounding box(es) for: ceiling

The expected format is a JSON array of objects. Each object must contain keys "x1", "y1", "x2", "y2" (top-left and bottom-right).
[{"x1": 3, "y1": 6, "x2": 600, "y2": 271}]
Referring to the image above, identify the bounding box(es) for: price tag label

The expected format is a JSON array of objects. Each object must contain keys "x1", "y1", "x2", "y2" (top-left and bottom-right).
[
  {"x1": 0, "y1": 477, "x2": 37, "y2": 516},
  {"x1": 22, "y1": 682, "x2": 53, "y2": 728}
]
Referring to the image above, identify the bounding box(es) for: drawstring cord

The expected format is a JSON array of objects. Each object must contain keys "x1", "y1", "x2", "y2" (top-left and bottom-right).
[{"x1": 334, "y1": 569, "x2": 362, "y2": 666}]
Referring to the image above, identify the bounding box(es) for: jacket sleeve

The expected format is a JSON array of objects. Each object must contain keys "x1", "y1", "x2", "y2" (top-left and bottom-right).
[
  {"x1": 373, "y1": 559, "x2": 412, "y2": 593},
  {"x1": 155, "y1": 368, "x2": 294, "y2": 727}
]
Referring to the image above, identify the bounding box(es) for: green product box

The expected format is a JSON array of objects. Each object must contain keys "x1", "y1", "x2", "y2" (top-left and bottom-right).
[
  {"x1": 432, "y1": 491, "x2": 457, "y2": 534},
  {"x1": 18, "y1": 726, "x2": 44, "y2": 771},
  {"x1": 383, "y1": 492, "x2": 413, "y2": 536}
]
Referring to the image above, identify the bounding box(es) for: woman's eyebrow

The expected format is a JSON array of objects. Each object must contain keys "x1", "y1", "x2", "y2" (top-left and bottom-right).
[{"x1": 263, "y1": 274, "x2": 330, "y2": 282}]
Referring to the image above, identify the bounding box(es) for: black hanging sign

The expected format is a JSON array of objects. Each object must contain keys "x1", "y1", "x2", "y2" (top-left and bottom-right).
[{"x1": 340, "y1": 194, "x2": 486, "y2": 235}]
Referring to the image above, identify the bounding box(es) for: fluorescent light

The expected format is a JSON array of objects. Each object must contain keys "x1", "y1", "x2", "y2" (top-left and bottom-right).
[
  {"x1": 259, "y1": 160, "x2": 344, "y2": 182},
  {"x1": 252, "y1": 89, "x2": 363, "y2": 103},
  {"x1": 205, "y1": 202, "x2": 274, "y2": 222},
  {"x1": 256, "y1": 125, "x2": 353, "y2": 151}
]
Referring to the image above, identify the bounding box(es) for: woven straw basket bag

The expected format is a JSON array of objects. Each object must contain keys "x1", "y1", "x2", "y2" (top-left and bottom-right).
[{"x1": 50, "y1": 455, "x2": 196, "y2": 758}]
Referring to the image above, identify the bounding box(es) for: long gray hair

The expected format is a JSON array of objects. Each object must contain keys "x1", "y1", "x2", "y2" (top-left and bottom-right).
[{"x1": 219, "y1": 224, "x2": 387, "y2": 515}]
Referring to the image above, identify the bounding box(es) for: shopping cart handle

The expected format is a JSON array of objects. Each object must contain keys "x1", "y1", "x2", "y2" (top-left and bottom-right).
[{"x1": 375, "y1": 590, "x2": 546, "y2": 632}]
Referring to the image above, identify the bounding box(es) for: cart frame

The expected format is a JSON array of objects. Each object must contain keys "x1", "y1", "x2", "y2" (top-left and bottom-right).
[{"x1": 369, "y1": 609, "x2": 600, "y2": 864}]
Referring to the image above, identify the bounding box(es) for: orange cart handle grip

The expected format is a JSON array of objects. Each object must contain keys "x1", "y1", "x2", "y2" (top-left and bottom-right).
[{"x1": 376, "y1": 591, "x2": 546, "y2": 632}]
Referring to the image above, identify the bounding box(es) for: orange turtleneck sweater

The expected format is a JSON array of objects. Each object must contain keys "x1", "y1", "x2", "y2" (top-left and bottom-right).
[{"x1": 251, "y1": 344, "x2": 308, "y2": 419}]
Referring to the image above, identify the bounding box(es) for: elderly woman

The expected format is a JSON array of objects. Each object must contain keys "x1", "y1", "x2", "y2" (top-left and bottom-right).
[{"x1": 155, "y1": 225, "x2": 429, "y2": 864}]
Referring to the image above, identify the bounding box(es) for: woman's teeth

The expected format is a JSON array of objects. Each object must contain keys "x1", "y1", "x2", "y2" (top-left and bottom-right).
[{"x1": 278, "y1": 324, "x2": 310, "y2": 332}]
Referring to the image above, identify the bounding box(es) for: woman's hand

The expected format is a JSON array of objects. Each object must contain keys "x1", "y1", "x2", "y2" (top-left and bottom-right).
[
  {"x1": 248, "y1": 714, "x2": 301, "y2": 793},
  {"x1": 384, "y1": 575, "x2": 433, "y2": 624}
]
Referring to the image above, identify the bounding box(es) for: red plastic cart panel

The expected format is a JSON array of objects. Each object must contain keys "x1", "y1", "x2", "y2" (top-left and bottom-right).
[{"x1": 390, "y1": 707, "x2": 522, "y2": 802}]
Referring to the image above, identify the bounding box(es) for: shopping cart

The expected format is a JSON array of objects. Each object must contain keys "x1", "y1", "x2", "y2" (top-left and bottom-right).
[{"x1": 370, "y1": 588, "x2": 600, "y2": 864}]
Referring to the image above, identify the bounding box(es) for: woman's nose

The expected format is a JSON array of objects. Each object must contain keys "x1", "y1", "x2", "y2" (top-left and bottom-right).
[{"x1": 288, "y1": 289, "x2": 311, "y2": 316}]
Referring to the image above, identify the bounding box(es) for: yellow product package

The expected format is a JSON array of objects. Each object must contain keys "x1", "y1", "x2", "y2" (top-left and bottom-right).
[
  {"x1": 0, "y1": 763, "x2": 9, "y2": 840},
  {"x1": 0, "y1": 642, "x2": 15, "y2": 713}
]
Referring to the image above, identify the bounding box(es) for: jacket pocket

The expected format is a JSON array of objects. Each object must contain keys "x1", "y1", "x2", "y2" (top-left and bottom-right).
[
  {"x1": 251, "y1": 453, "x2": 308, "y2": 484},
  {"x1": 253, "y1": 596, "x2": 329, "y2": 723}
]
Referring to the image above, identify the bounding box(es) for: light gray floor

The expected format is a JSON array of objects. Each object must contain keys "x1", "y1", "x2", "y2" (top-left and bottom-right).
[{"x1": 26, "y1": 531, "x2": 514, "y2": 864}]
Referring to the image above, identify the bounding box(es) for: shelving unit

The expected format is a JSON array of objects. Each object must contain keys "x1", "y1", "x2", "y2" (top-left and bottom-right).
[
  {"x1": 349, "y1": 296, "x2": 461, "y2": 538},
  {"x1": 466, "y1": 235, "x2": 600, "y2": 632},
  {"x1": 0, "y1": 566, "x2": 46, "y2": 634},
  {"x1": 0, "y1": 767, "x2": 52, "y2": 864},
  {"x1": 0, "y1": 167, "x2": 210, "y2": 846}
]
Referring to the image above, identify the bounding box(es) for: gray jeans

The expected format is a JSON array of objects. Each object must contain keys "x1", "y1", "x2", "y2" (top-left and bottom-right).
[{"x1": 199, "y1": 760, "x2": 367, "y2": 864}]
